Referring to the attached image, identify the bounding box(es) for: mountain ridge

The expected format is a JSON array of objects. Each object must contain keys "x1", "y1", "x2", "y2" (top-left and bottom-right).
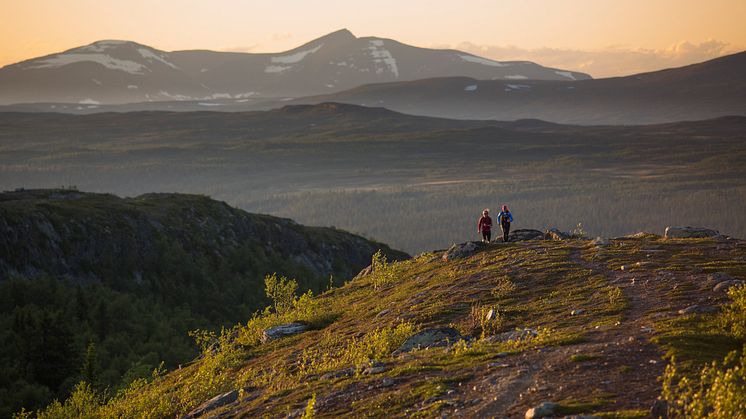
[{"x1": 0, "y1": 29, "x2": 590, "y2": 105}]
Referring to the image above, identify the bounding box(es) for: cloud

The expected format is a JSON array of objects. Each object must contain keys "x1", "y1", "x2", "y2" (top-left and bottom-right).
[{"x1": 441, "y1": 40, "x2": 741, "y2": 78}]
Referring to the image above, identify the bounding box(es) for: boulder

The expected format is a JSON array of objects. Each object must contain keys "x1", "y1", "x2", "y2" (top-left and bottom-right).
[
  {"x1": 713, "y1": 280, "x2": 744, "y2": 293},
  {"x1": 182, "y1": 389, "x2": 239, "y2": 418},
  {"x1": 664, "y1": 226, "x2": 719, "y2": 239},
  {"x1": 525, "y1": 401, "x2": 558, "y2": 419},
  {"x1": 261, "y1": 322, "x2": 308, "y2": 343},
  {"x1": 545, "y1": 228, "x2": 571, "y2": 241},
  {"x1": 509, "y1": 229, "x2": 545, "y2": 242},
  {"x1": 394, "y1": 327, "x2": 464, "y2": 353},
  {"x1": 442, "y1": 241, "x2": 482, "y2": 261}
]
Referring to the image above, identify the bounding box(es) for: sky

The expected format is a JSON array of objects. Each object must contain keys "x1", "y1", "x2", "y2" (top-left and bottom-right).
[{"x1": 1, "y1": 0, "x2": 745, "y2": 78}]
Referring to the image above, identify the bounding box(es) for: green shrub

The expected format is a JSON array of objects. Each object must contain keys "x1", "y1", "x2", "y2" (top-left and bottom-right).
[
  {"x1": 720, "y1": 284, "x2": 746, "y2": 339},
  {"x1": 370, "y1": 250, "x2": 397, "y2": 290},
  {"x1": 264, "y1": 273, "x2": 299, "y2": 314},
  {"x1": 662, "y1": 348, "x2": 746, "y2": 418}
]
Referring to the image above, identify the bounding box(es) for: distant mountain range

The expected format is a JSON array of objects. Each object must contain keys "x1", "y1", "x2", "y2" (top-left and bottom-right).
[
  {"x1": 292, "y1": 50, "x2": 746, "y2": 124},
  {"x1": 0, "y1": 29, "x2": 589, "y2": 105}
]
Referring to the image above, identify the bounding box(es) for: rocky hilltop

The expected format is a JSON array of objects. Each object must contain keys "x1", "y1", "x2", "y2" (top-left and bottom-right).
[
  {"x1": 0, "y1": 189, "x2": 406, "y2": 284},
  {"x1": 32, "y1": 226, "x2": 746, "y2": 418}
]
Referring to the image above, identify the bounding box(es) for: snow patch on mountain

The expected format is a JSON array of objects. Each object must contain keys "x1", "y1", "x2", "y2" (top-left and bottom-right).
[
  {"x1": 138, "y1": 48, "x2": 179, "y2": 69},
  {"x1": 26, "y1": 53, "x2": 146, "y2": 74},
  {"x1": 505, "y1": 75, "x2": 528, "y2": 80},
  {"x1": 265, "y1": 65, "x2": 292, "y2": 73},
  {"x1": 464, "y1": 84, "x2": 478, "y2": 91},
  {"x1": 554, "y1": 70, "x2": 576, "y2": 80},
  {"x1": 271, "y1": 44, "x2": 323, "y2": 64},
  {"x1": 367, "y1": 40, "x2": 399, "y2": 78},
  {"x1": 127, "y1": 85, "x2": 139, "y2": 90},
  {"x1": 79, "y1": 98, "x2": 100, "y2": 105},
  {"x1": 458, "y1": 54, "x2": 508, "y2": 67}
]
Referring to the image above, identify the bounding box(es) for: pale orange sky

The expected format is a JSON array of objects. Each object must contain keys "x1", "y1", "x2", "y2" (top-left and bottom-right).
[{"x1": 1, "y1": 0, "x2": 745, "y2": 77}]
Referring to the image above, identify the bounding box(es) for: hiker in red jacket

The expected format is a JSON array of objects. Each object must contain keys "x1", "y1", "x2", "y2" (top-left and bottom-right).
[{"x1": 477, "y1": 209, "x2": 493, "y2": 243}]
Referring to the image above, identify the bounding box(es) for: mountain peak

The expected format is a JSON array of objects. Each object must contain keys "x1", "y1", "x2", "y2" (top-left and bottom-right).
[{"x1": 309, "y1": 28, "x2": 357, "y2": 44}]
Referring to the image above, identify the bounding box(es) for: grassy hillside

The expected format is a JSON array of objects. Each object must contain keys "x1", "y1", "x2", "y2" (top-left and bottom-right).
[
  {"x1": 1, "y1": 108, "x2": 745, "y2": 253},
  {"x1": 0, "y1": 189, "x2": 406, "y2": 417},
  {"x1": 28, "y1": 233, "x2": 746, "y2": 418}
]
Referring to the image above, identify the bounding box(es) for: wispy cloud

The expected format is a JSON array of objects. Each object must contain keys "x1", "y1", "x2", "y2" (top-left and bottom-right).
[{"x1": 438, "y1": 40, "x2": 741, "y2": 78}]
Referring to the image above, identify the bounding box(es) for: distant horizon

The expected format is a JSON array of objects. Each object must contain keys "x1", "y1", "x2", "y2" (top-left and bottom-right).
[{"x1": 2, "y1": 0, "x2": 745, "y2": 78}]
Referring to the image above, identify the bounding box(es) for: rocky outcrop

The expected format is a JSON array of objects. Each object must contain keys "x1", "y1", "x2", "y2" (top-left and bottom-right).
[
  {"x1": 0, "y1": 189, "x2": 408, "y2": 283},
  {"x1": 394, "y1": 328, "x2": 465, "y2": 353},
  {"x1": 509, "y1": 229, "x2": 545, "y2": 242},
  {"x1": 261, "y1": 323, "x2": 308, "y2": 343},
  {"x1": 545, "y1": 228, "x2": 571, "y2": 241},
  {"x1": 442, "y1": 242, "x2": 483, "y2": 261},
  {"x1": 664, "y1": 226, "x2": 719, "y2": 239},
  {"x1": 182, "y1": 389, "x2": 239, "y2": 418}
]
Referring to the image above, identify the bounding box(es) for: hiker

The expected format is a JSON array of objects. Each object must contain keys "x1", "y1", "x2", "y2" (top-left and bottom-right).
[
  {"x1": 477, "y1": 209, "x2": 493, "y2": 243},
  {"x1": 497, "y1": 205, "x2": 513, "y2": 242}
]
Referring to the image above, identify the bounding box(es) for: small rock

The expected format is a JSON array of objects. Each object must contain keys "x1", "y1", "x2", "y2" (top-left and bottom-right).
[
  {"x1": 485, "y1": 308, "x2": 496, "y2": 321},
  {"x1": 664, "y1": 226, "x2": 719, "y2": 239},
  {"x1": 525, "y1": 401, "x2": 558, "y2": 419},
  {"x1": 571, "y1": 309, "x2": 585, "y2": 316},
  {"x1": 651, "y1": 398, "x2": 668, "y2": 418},
  {"x1": 713, "y1": 280, "x2": 744, "y2": 292},
  {"x1": 488, "y1": 362, "x2": 510, "y2": 368},
  {"x1": 261, "y1": 322, "x2": 308, "y2": 343},
  {"x1": 381, "y1": 377, "x2": 395, "y2": 387}
]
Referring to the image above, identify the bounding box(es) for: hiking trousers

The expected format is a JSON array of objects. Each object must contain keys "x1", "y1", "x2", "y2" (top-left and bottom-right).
[{"x1": 501, "y1": 222, "x2": 510, "y2": 242}]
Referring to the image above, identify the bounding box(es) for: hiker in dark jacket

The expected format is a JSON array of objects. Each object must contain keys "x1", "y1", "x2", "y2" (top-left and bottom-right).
[
  {"x1": 497, "y1": 205, "x2": 513, "y2": 242},
  {"x1": 477, "y1": 209, "x2": 493, "y2": 243}
]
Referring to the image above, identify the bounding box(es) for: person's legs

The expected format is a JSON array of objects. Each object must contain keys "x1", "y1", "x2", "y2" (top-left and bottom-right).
[
  {"x1": 482, "y1": 230, "x2": 491, "y2": 243},
  {"x1": 502, "y1": 223, "x2": 510, "y2": 242}
]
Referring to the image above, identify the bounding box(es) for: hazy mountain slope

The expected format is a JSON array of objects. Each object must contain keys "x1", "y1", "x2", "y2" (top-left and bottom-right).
[
  {"x1": 29, "y1": 233, "x2": 746, "y2": 418},
  {"x1": 289, "y1": 50, "x2": 746, "y2": 124},
  {"x1": 1, "y1": 106, "x2": 745, "y2": 253},
  {"x1": 0, "y1": 189, "x2": 406, "y2": 417},
  {"x1": 0, "y1": 29, "x2": 590, "y2": 105}
]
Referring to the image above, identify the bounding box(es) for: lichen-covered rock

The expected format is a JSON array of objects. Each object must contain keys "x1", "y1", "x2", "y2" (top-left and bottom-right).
[
  {"x1": 664, "y1": 226, "x2": 719, "y2": 239},
  {"x1": 509, "y1": 229, "x2": 545, "y2": 242},
  {"x1": 182, "y1": 389, "x2": 239, "y2": 418},
  {"x1": 261, "y1": 322, "x2": 308, "y2": 343},
  {"x1": 395, "y1": 327, "x2": 464, "y2": 353},
  {"x1": 525, "y1": 401, "x2": 558, "y2": 419},
  {"x1": 442, "y1": 242, "x2": 481, "y2": 261}
]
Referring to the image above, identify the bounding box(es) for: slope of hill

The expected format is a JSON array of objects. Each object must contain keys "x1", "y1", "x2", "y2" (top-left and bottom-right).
[
  {"x1": 0, "y1": 29, "x2": 590, "y2": 105},
  {"x1": 288, "y1": 51, "x2": 746, "y2": 124},
  {"x1": 0, "y1": 189, "x2": 406, "y2": 417},
  {"x1": 29, "y1": 232, "x2": 746, "y2": 418}
]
